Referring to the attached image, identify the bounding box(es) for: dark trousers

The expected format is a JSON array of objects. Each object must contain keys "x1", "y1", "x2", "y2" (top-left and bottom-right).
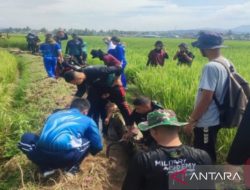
[
  {"x1": 18, "y1": 133, "x2": 90, "y2": 171},
  {"x1": 227, "y1": 101, "x2": 250, "y2": 164},
  {"x1": 87, "y1": 87, "x2": 107, "y2": 132},
  {"x1": 109, "y1": 85, "x2": 131, "y2": 125},
  {"x1": 193, "y1": 125, "x2": 221, "y2": 163}
]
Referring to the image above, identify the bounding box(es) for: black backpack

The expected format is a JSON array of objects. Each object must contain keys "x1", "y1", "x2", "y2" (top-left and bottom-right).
[{"x1": 213, "y1": 58, "x2": 250, "y2": 128}]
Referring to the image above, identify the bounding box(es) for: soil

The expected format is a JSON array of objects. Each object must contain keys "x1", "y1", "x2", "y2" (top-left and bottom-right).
[{"x1": 1, "y1": 50, "x2": 129, "y2": 190}]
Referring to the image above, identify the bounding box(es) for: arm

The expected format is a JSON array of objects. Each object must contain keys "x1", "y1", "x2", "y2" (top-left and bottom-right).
[
  {"x1": 60, "y1": 33, "x2": 68, "y2": 41},
  {"x1": 183, "y1": 52, "x2": 193, "y2": 63},
  {"x1": 84, "y1": 66, "x2": 122, "y2": 78},
  {"x1": 164, "y1": 51, "x2": 169, "y2": 59},
  {"x1": 85, "y1": 120, "x2": 103, "y2": 155},
  {"x1": 57, "y1": 50, "x2": 63, "y2": 64},
  {"x1": 190, "y1": 90, "x2": 214, "y2": 122},
  {"x1": 75, "y1": 83, "x2": 87, "y2": 97},
  {"x1": 109, "y1": 86, "x2": 131, "y2": 125},
  {"x1": 146, "y1": 51, "x2": 152, "y2": 66}
]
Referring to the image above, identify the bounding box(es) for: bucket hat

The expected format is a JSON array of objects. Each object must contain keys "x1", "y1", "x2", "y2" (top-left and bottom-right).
[{"x1": 138, "y1": 109, "x2": 187, "y2": 131}]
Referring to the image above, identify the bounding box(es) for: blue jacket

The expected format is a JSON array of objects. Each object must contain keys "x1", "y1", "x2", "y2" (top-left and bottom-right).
[
  {"x1": 36, "y1": 109, "x2": 103, "y2": 155},
  {"x1": 108, "y1": 44, "x2": 127, "y2": 67}
]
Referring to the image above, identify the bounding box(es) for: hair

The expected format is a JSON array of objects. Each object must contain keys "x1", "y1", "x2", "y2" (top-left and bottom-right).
[
  {"x1": 155, "y1": 40, "x2": 163, "y2": 46},
  {"x1": 153, "y1": 125, "x2": 179, "y2": 134},
  {"x1": 111, "y1": 36, "x2": 120, "y2": 43},
  {"x1": 45, "y1": 33, "x2": 56, "y2": 44},
  {"x1": 70, "y1": 98, "x2": 90, "y2": 112},
  {"x1": 133, "y1": 96, "x2": 151, "y2": 106},
  {"x1": 63, "y1": 70, "x2": 76, "y2": 82},
  {"x1": 90, "y1": 49, "x2": 105, "y2": 58}
]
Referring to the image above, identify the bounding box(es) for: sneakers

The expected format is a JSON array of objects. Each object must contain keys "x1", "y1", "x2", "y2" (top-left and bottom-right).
[{"x1": 41, "y1": 169, "x2": 56, "y2": 178}]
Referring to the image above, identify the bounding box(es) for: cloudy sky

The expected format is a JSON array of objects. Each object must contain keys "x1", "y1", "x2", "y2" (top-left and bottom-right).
[{"x1": 0, "y1": 0, "x2": 249, "y2": 31}]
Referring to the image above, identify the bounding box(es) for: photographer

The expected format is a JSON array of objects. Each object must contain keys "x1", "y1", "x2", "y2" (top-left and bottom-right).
[{"x1": 173, "y1": 43, "x2": 194, "y2": 66}]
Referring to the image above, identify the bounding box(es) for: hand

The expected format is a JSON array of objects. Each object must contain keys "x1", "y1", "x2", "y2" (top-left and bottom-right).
[
  {"x1": 184, "y1": 122, "x2": 196, "y2": 136},
  {"x1": 122, "y1": 126, "x2": 139, "y2": 141},
  {"x1": 101, "y1": 93, "x2": 110, "y2": 99},
  {"x1": 104, "y1": 118, "x2": 110, "y2": 125}
]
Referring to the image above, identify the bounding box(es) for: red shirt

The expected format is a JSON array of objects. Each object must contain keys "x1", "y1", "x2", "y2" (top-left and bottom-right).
[
  {"x1": 103, "y1": 54, "x2": 121, "y2": 67},
  {"x1": 147, "y1": 49, "x2": 169, "y2": 66}
]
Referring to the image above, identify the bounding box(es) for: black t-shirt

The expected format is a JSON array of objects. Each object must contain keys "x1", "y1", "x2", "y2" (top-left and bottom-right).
[
  {"x1": 75, "y1": 66, "x2": 122, "y2": 97},
  {"x1": 128, "y1": 101, "x2": 164, "y2": 145},
  {"x1": 122, "y1": 145, "x2": 212, "y2": 190},
  {"x1": 227, "y1": 101, "x2": 250, "y2": 164},
  {"x1": 177, "y1": 51, "x2": 194, "y2": 64}
]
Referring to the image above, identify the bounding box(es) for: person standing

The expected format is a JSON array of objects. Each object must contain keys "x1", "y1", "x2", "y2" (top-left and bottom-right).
[
  {"x1": 103, "y1": 36, "x2": 116, "y2": 51},
  {"x1": 54, "y1": 29, "x2": 68, "y2": 48},
  {"x1": 184, "y1": 31, "x2": 229, "y2": 163},
  {"x1": 147, "y1": 41, "x2": 169, "y2": 67},
  {"x1": 227, "y1": 101, "x2": 250, "y2": 188},
  {"x1": 173, "y1": 43, "x2": 194, "y2": 66},
  {"x1": 108, "y1": 36, "x2": 127, "y2": 89},
  {"x1": 40, "y1": 33, "x2": 63, "y2": 78},
  {"x1": 65, "y1": 33, "x2": 84, "y2": 65}
]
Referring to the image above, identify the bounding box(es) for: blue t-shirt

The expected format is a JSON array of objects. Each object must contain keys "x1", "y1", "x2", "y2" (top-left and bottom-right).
[
  {"x1": 37, "y1": 109, "x2": 103, "y2": 154},
  {"x1": 40, "y1": 43, "x2": 61, "y2": 59}
]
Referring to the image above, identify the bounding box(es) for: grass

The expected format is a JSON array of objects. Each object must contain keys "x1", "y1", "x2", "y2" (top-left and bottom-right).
[{"x1": 0, "y1": 35, "x2": 250, "y2": 189}]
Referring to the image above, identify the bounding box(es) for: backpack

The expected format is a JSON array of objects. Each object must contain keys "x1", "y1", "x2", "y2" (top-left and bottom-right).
[{"x1": 213, "y1": 58, "x2": 250, "y2": 128}]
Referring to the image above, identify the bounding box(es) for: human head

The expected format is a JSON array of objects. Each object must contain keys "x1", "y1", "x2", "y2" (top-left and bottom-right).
[
  {"x1": 90, "y1": 49, "x2": 104, "y2": 59},
  {"x1": 71, "y1": 33, "x2": 78, "y2": 40},
  {"x1": 138, "y1": 109, "x2": 187, "y2": 142},
  {"x1": 56, "y1": 29, "x2": 65, "y2": 37},
  {"x1": 111, "y1": 36, "x2": 120, "y2": 45},
  {"x1": 192, "y1": 31, "x2": 225, "y2": 58},
  {"x1": 155, "y1": 41, "x2": 164, "y2": 50},
  {"x1": 133, "y1": 96, "x2": 152, "y2": 114},
  {"x1": 63, "y1": 70, "x2": 85, "y2": 85},
  {"x1": 45, "y1": 33, "x2": 55, "y2": 44},
  {"x1": 70, "y1": 98, "x2": 90, "y2": 115},
  {"x1": 178, "y1": 43, "x2": 188, "y2": 52}
]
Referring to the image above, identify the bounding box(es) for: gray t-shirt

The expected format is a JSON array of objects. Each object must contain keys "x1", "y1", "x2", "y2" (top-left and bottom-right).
[{"x1": 195, "y1": 57, "x2": 229, "y2": 128}]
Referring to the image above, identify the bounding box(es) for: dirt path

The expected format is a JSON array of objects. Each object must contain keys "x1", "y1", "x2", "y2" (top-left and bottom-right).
[{"x1": 1, "y1": 51, "x2": 128, "y2": 190}]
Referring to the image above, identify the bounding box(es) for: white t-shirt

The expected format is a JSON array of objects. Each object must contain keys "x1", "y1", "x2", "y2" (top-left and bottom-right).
[
  {"x1": 107, "y1": 41, "x2": 116, "y2": 51},
  {"x1": 195, "y1": 57, "x2": 229, "y2": 128}
]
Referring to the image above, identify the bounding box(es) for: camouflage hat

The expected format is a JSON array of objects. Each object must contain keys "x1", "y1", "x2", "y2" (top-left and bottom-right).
[
  {"x1": 178, "y1": 43, "x2": 188, "y2": 49},
  {"x1": 138, "y1": 109, "x2": 187, "y2": 131}
]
